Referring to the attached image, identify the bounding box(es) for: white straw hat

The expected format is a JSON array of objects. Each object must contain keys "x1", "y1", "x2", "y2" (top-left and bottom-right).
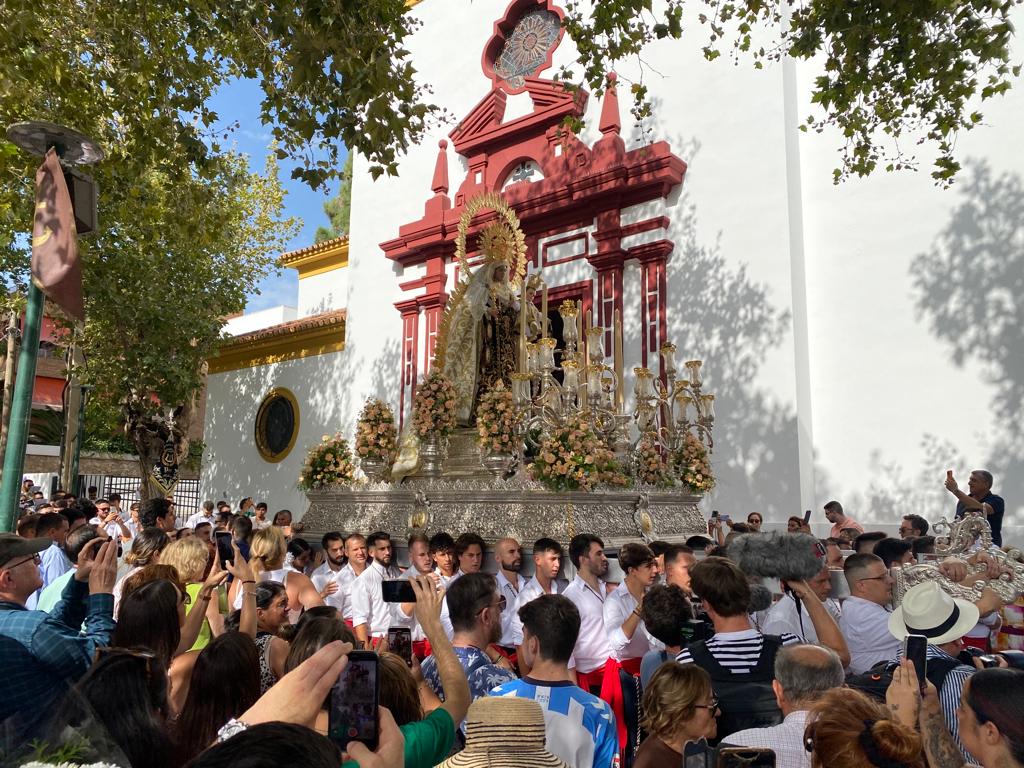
[{"x1": 889, "y1": 581, "x2": 980, "y2": 646}]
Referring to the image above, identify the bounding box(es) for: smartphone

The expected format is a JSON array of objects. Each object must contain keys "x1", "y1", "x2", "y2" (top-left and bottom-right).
[
  {"x1": 803, "y1": 509, "x2": 812, "y2": 524},
  {"x1": 720, "y1": 514, "x2": 731, "y2": 523},
  {"x1": 711, "y1": 510, "x2": 719, "y2": 518},
  {"x1": 903, "y1": 633, "x2": 928, "y2": 688},
  {"x1": 388, "y1": 626, "x2": 413, "y2": 667},
  {"x1": 214, "y1": 530, "x2": 234, "y2": 567},
  {"x1": 381, "y1": 580, "x2": 416, "y2": 603},
  {"x1": 947, "y1": 469, "x2": 954, "y2": 480},
  {"x1": 328, "y1": 650, "x2": 379, "y2": 751},
  {"x1": 977, "y1": 654, "x2": 1001, "y2": 668},
  {"x1": 718, "y1": 747, "x2": 776, "y2": 767},
  {"x1": 217, "y1": 583, "x2": 229, "y2": 615}
]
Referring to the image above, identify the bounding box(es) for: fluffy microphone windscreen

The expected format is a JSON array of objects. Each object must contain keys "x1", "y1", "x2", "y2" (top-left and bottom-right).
[{"x1": 728, "y1": 532, "x2": 825, "y2": 582}]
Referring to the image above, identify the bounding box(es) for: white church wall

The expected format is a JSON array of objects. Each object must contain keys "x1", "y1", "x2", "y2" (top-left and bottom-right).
[
  {"x1": 297, "y1": 269, "x2": 348, "y2": 318},
  {"x1": 201, "y1": 351, "x2": 352, "y2": 515}
]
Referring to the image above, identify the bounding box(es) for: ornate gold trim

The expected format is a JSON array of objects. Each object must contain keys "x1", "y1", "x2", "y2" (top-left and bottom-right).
[
  {"x1": 208, "y1": 313, "x2": 346, "y2": 373},
  {"x1": 254, "y1": 387, "x2": 300, "y2": 463},
  {"x1": 279, "y1": 236, "x2": 349, "y2": 279}
]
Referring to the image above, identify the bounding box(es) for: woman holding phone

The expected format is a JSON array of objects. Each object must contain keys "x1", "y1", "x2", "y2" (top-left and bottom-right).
[{"x1": 233, "y1": 526, "x2": 323, "y2": 623}]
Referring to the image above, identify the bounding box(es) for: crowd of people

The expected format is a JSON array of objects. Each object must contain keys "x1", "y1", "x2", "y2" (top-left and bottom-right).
[{"x1": 0, "y1": 468, "x2": 1021, "y2": 768}]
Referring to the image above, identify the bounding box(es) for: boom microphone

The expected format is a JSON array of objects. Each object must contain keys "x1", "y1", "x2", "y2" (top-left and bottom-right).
[{"x1": 728, "y1": 532, "x2": 825, "y2": 583}]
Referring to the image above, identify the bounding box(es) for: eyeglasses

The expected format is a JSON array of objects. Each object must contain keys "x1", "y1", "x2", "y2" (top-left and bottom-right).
[
  {"x1": 480, "y1": 595, "x2": 507, "y2": 614},
  {"x1": 694, "y1": 695, "x2": 719, "y2": 711},
  {"x1": 3, "y1": 553, "x2": 41, "y2": 570}
]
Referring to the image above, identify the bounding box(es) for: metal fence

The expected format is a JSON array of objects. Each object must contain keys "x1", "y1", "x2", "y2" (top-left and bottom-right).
[{"x1": 93, "y1": 475, "x2": 201, "y2": 526}]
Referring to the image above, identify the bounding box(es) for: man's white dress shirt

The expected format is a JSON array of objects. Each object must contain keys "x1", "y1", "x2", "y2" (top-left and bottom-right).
[
  {"x1": 389, "y1": 567, "x2": 434, "y2": 641},
  {"x1": 840, "y1": 596, "x2": 900, "y2": 673},
  {"x1": 495, "y1": 570, "x2": 525, "y2": 647},
  {"x1": 603, "y1": 581, "x2": 658, "y2": 661},
  {"x1": 350, "y1": 560, "x2": 401, "y2": 637},
  {"x1": 185, "y1": 511, "x2": 216, "y2": 530},
  {"x1": 509, "y1": 576, "x2": 566, "y2": 646},
  {"x1": 563, "y1": 575, "x2": 614, "y2": 673},
  {"x1": 311, "y1": 561, "x2": 358, "y2": 619},
  {"x1": 763, "y1": 593, "x2": 842, "y2": 644}
]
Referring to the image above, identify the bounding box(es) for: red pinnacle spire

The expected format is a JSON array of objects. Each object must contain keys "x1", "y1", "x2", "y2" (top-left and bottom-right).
[
  {"x1": 431, "y1": 139, "x2": 449, "y2": 195},
  {"x1": 599, "y1": 72, "x2": 622, "y2": 137}
]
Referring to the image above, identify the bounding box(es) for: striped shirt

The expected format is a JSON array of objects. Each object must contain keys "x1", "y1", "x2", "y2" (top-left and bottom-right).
[{"x1": 675, "y1": 628, "x2": 801, "y2": 671}]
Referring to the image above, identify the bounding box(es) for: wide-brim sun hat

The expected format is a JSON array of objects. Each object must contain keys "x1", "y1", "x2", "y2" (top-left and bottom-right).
[
  {"x1": 889, "y1": 581, "x2": 980, "y2": 646},
  {"x1": 436, "y1": 697, "x2": 569, "y2": 768}
]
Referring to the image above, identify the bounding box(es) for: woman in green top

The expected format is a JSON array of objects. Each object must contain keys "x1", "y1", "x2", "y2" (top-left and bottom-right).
[{"x1": 162, "y1": 536, "x2": 224, "y2": 651}]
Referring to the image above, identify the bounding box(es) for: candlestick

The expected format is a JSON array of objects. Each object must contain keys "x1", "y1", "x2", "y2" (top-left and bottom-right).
[
  {"x1": 614, "y1": 309, "x2": 623, "y2": 412},
  {"x1": 541, "y1": 285, "x2": 548, "y2": 339},
  {"x1": 576, "y1": 301, "x2": 583, "y2": 365},
  {"x1": 519, "y1": 285, "x2": 528, "y2": 373}
]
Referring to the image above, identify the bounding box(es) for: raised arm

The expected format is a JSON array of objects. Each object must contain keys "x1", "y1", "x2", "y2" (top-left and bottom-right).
[
  {"x1": 411, "y1": 575, "x2": 470, "y2": 726},
  {"x1": 786, "y1": 579, "x2": 851, "y2": 667}
]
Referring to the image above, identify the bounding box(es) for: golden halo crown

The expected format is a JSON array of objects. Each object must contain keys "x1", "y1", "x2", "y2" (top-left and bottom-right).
[{"x1": 453, "y1": 191, "x2": 527, "y2": 286}]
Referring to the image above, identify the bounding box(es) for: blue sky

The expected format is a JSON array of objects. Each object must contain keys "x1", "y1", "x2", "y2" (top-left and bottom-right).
[{"x1": 208, "y1": 78, "x2": 345, "y2": 313}]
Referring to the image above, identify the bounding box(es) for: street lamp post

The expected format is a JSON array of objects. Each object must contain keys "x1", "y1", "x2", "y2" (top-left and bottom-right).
[{"x1": 0, "y1": 122, "x2": 102, "y2": 532}]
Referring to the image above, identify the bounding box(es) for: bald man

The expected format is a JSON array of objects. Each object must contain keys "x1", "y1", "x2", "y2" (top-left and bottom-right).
[
  {"x1": 724, "y1": 644, "x2": 846, "y2": 768},
  {"x1": 495, "y1": 537, "x2": 525, "y2": 653}
]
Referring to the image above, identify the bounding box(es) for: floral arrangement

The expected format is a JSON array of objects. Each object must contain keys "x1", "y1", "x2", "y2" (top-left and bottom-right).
[
  {"x1": 412, "y1": 369, "x2": 457, "y2": 439},
  {"x1": 354, "y1": 398, "x2": 398, "y2": 465},
  {"x1": 632, "y1": 433, "x2": 674, "y2": 487},
  {"x1": 298, "y1": 433, "x2": 356, "y2": 490},
  {"x1": 528, "y1": 415, "x2": 630, "y2": 491},
  {"x1": 476, "y1": 382, "x2": 517, "y2": 454},
  {"x1": 672, "y1": 431, "x2": 715, "y2": 494}
]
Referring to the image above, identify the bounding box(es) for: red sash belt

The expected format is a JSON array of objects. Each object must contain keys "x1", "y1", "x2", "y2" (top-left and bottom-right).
[{"x1": 599, "y1": 657, "x2": 642, "y2": 749}]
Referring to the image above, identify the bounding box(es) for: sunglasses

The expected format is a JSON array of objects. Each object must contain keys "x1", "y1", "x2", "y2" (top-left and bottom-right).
[{"x1": 694, "y1": 695, "x2": 720, "y2": 711}]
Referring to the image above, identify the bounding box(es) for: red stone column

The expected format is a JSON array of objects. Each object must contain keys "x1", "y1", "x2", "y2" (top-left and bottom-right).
[
  {"x1": 395, "y1": 299, "x2": 420, "y2": 431},
  {"x1": 630, "y1": 240, "x2": 674, "y2": 368}
]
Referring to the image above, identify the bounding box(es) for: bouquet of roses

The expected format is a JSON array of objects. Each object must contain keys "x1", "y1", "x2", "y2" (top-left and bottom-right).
[
  {"x1": 476, "y1": 382, "x2": 517, "y2": 454},
  {"x1": 632, "y1": 433, "x2": 674, "y2": 487},
  {"x1": 672, "y1": 431, "x2": 715, "y2": 494},
  {"x1": 528, "y1": 414, "x2": 629, "y2": 491},
  {"x1": 354, "y1": 398, "x2": 398, "y2": 465},
  {"x1": 411, "y1": 369, "x2": 457, "y2": 439},
  {"x1": 298, "y1": 433, "x2": 356, "y2": 490}
]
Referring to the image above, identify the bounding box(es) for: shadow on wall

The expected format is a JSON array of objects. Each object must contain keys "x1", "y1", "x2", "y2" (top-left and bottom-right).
[
  {"x1": 663, "y1": 192, "x2": 802, "y2": 519},
  {"x1": 911, "y1": 159, "x2": 1024, "y2": 527},
  {"x1": 201, "y1": 336, "x2": 402, "y2": 510}
]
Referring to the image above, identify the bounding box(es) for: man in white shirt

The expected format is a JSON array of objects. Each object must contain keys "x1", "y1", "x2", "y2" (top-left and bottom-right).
[
  {"x1": 723, "y1": 645, "x2": 845, "y2": 768},
  {"x1": 89, "y1": 499, "x2": 131, "y2": 542},
  {"x1": 564, "y1": 533, "x2": 614, "y2": 694},
  {"x1": 252, "y1": 502, "x2": 272, "y2": 531},
  {"x1": 494, "y1": 537, "x2": 525, "y2": 655},
  {"x1": 185, "y1": 500, "x2": 217, "y2": 530},
  {"x1": 36, "y1": 512, "x2": 71, "y2": 590},
  {"x1": 662, "y1": 543, "x2": 696, "y2": 596},
  {"x1": 764, "y1": 566, "x2": 848, "y2": 666},
  {"x1": 310, "y1": 531, "x2": 348, "y2": 615},
  {"x1": 391, "y1": 532, "x2": 438, "y2": 660},
  {"x1": 512, "y1": 538, "x2": 567, "y2": 675},
  {"x1": 429, "y1": 531, "x2": 458, "y2": 588},
  {"x1": 351, "y1": 531, "x2": 401, "y2": 647},
  {"x1": 326, "y1": 532, "x2": 369, "y2": 625},
  {"x1": 839, "y1": 553, "x2": 899, "y2": 673},
  {"x1": 454, "y1": 532, "x2": 485, "y2": 578},
  {"x1": 604, "y1": 542, "x2": 660, "y2": 673}
]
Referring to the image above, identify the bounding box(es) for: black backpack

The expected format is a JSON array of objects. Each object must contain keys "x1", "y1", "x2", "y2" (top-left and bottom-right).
[
  {"x1": 686, "y1": 635, "x2": 785, "y2": 743},
  {"x1": 845, "y1": 655, "x2": 962, "y2": 701}
]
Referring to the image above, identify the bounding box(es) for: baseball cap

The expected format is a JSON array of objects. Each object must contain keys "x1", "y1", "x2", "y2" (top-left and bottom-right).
[{"x1": 0, "y1": 533, "x2": 50, "y2": 568}]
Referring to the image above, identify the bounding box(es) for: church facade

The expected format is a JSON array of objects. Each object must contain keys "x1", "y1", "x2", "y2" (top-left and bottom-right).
[{"x1": 202, "y1": 0, "x2": 1024, "y2": 533}]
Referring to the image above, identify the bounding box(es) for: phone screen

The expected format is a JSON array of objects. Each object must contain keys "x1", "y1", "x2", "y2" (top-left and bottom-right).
[
  {"x1": 215, "y1": 531, "x2": 234, "y2": 567},
  {"x1": 329, "y1": 651, "x2": 379, "y2": 751},
  {"x1": 903, "y1": 633, "x2": 928, "y2": 688},
  {"x1": 718, "y1": 747, "x2": 777, "y2": 767},
  {"x1": 388, "y1": 627, "x2": 413, "y2": 666},
  {"x1": 381, "y1": 580, "x2": 417, "y2": 603}
]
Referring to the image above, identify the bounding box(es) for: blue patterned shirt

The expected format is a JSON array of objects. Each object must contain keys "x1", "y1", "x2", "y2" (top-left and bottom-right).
[
  {"x1": 421, "y1": 645, "x2": 517, "y2": 730},
  {"x1": 0, "y1": 577, "x2": 115, "y2": 716}
]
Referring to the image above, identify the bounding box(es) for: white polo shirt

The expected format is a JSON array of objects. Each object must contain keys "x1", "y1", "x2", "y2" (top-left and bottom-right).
[{"x1": 311, "y1": 561, "x2": 358, "y2": 619}]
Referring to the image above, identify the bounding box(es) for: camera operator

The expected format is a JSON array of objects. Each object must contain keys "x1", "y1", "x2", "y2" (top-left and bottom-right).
[
  {"x1": 675, "y1": 557, "x2": 802, "y2": 741},
  {"x1": 763, "y1": 566, "x2": 851, "y2": 668}
]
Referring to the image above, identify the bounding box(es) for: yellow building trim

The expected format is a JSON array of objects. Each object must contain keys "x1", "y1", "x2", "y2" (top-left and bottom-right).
[
  {"x1": 279, "y1": 236, "x2": 349, "y2": 280},
  {"x1": 208, "y1": 313, "x2": 346, "y2": 373}
]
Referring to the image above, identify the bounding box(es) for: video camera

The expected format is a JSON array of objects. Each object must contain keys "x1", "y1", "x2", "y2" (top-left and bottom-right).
[{"x1": 684, "y1": 740, "x2": 776, "y2": 767}]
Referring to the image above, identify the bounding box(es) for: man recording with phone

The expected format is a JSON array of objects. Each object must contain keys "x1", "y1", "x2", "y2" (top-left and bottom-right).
[{"x1": 887, "y1": 581, "x2": 982, "y2": 763}]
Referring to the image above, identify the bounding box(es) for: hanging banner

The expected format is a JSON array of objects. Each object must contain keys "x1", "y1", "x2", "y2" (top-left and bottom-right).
[{"x1": 150, "y1": 437, "x2": 179, "y2": 496}]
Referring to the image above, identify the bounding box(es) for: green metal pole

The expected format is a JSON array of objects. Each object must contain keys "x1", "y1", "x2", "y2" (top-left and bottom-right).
[{"x1": 0, "y1": 281, "x2": 44, "y2": 532}]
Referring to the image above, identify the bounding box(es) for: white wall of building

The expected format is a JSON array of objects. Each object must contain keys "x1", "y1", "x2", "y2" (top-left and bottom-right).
[
  {"x1": 298, "y1": 269, "x2": 348, "y2": 318},
  {"x1": 223, "y1": 305, "x2": 297, "y2": 337}
]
